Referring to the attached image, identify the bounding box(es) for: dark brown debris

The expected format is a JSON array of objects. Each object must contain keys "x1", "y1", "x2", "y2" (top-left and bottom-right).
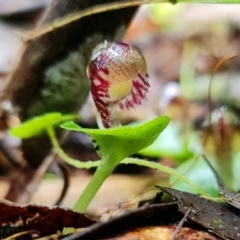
[{"x1": 0, "y1": 201, "x2": 96, "y2": 239}]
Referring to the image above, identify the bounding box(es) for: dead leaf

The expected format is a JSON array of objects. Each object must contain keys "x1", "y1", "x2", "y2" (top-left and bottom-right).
[{"x1": 0, "y1": 201, "x2": 96, "y2": 238}]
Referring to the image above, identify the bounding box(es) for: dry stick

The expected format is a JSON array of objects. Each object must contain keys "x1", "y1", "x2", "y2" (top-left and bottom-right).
[
  {"x1": 22, "y1": 147, "x2": 69, "y2": 205},
  {"x1": 18, "y1": 150, "x2": 57, "y2": 204},
  {"x1": 35, "y1": 232, "x2": 64, "y2": 240},
  {"x1": 2, "y1": 230, "x2": 40, "y2": 240},
  {"x1": 54, "y1": 162, "x2": 70, "y2": 205},
  {"x1": 5, "y1": 149, "x2": 57, "y2": 203},
  {"x1": 171, "y1": 205, "x2": 192, "y2": 240}
]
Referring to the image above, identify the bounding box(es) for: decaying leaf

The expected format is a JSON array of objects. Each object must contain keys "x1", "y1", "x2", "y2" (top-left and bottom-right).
[
  {"x1": 203, "y1": 155, "x2": 240, "y2": 209},
  {"x1": 158, "y1": 186, "x2": 240, "y2": 240},
  {"x1": 0, "y1": 201, "x2": 96, "y2": 239}
]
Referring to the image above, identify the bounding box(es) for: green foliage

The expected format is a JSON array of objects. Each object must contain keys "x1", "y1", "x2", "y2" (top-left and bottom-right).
[
  {"x1": 61, "y1": 116, "x2": 170, "y2": 161},
  {"x1": 122, "y1": 158, "x2": 207, "y2": 196},
  {"x1": 61, "y1": 116, "x2": 170, "y2": 212},
  {"x1": 9, "y1": 112, "x2": 79, "y2": 139},
  {"x1": 9, "y1": 113, "x2": 209, "y2": 212},
  {"x1": 170, "y1": 153, "x2": 240, "y2": 199}
]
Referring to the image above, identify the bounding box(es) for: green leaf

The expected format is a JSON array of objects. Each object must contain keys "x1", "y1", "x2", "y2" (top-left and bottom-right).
[
  {"x1": 9, "y1": 112, "x2": 80, "y2": 139},
  {"x1": 61, "y1": 116, "x2": 170, "y2": 161}
]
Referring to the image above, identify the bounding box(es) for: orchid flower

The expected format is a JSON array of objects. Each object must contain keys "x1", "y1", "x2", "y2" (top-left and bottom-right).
[{"x1": 87, "y1": 41, "x2": 149, "y2": 128}]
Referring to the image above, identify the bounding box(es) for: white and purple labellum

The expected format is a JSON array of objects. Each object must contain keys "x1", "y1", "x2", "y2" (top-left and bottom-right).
[{"x1": 87, "y1": 41, "x2": 149, "y2": 128}]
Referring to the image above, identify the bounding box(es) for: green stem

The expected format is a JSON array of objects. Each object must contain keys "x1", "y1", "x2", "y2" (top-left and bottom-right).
[
  {"x1": 179, "y1": 39, "x2": 198, "y2": 99},
  {"x1": 47, "y1": 126, "x2": 100, "y2": 169},
  {"x1": 121, "y1": 158, "x2": 207, "y2": 196},
  {"x1": 47, "y1": 126, "x2": 121, "y2": 212},
  {"x1": 73, "y1": 157, "x2": 207, "y2": 212},
  {"x1": 73, "y1": 156, "x2": 119, "y2": 212}
]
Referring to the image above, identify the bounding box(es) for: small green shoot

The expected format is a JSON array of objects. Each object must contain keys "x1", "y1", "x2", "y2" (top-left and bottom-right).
[{"x1": 9, "y1": 112, "x2": 79, "y2": 138}]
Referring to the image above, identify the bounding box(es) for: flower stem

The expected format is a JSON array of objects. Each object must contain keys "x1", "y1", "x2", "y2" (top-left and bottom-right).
[
  {"x1": 73, "y1": 156, "x2": 119, "y2": 212},
  {"x1": 47, "y1": 126, "x2": 121, "y2": 212},
  {"x1": 109, "y1": 105, "x2": 121, "y2": 128},
  {"x1": 96, "y1": 104, "x2": 121, "y2": 129},
  {"x1": 73, "y1": 157, "x2": 207, "y2": 212},
  {"x1": 47, "y1": 126, "x2": 100, "y2": 169}
]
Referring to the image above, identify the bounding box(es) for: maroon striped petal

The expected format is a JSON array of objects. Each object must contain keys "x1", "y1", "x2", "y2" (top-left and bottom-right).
[
  {"x1": 87, "y1": 41, "x2": 149, "y2": 128},
  {"x1": 119, "y1": 73, "x2": 149, "y2": 110}
]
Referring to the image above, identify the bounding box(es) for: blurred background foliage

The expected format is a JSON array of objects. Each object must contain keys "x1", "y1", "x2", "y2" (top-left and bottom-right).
[{"x1": 123, "y1": 3, "x2": 240, "y2": 196}]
